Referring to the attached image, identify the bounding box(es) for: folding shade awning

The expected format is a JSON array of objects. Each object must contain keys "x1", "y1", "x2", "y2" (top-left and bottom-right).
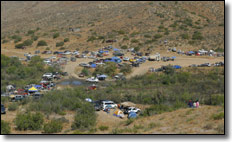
[{"x1": 28, "y1": 87, "x2": 38, "y2": 92}]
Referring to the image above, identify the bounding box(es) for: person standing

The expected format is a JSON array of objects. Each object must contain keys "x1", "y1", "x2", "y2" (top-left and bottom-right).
[
  {"x1": 193, "y1": 101, "x2": 196, "y2": 108},
  {"x1": 196, "y1": 100, "x2": 199, "y2": 108},
  {"x1": 188, "y1": 100, "x2": 193, "y2": 108}
]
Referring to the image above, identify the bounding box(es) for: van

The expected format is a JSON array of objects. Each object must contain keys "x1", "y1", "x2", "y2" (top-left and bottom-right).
[{"x1": 101, "y1": 101, "x2": 117, "y2": 110}]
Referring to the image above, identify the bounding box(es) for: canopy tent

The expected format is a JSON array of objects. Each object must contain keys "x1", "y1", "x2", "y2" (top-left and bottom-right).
[
  {"x1": 128, "y1": 112, "x2": 137, "y2": 119},
  {"x1": 171, "y1": 56, "x2": 176, "y2": 59},
  {"x1": 28, "y1": 87, "x2": 38, "y2": 92},
  {"x1": 188, "y1": 51, "x2": 194, "y2": 54},
  {"x1": 113, "y1": 110, "x2": 124, "y2": 118},
  {"x1": 98, "y1": 74, "x2": 107, "y2": 78},
  {"x1": 99, "y1": 50, "x2": 109, "y2": 54},
  {"x1": 113, "y1": 48, "x2": 120, "y2": 52},
  {"x1": 173, "y1": 65, "x2": 182, "y2": 69},
  {"x1": 90, "y1": 64, "x2": 97, "y2": 68},
  {"x1": 34, "y1": 85, "x2": 42, "y2": 89}
]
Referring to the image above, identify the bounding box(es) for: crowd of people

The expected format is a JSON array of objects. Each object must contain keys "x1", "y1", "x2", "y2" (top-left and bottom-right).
[{"x1": 188, "y1": 99, "x2": 200, "y2": 108}]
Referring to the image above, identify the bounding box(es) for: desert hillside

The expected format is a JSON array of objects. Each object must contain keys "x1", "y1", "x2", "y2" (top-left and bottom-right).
[{"x1": 1, "y1": 1, "x2": 224, "y2": 51}]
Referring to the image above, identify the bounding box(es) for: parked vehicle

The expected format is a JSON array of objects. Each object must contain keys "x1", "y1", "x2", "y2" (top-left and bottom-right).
[
  {"x1": 86, "y1": 77, "x2": 99, "y2": 83},
  {"x1": 113, "y1": 52, "x2": 124, "y2": 56},
  {"x1": 79, "y1": 73, "x2": 85, "y2": 77},
  {"x1": 123, "y1": 107, "x2": 141, "y2": 114},
  {"x1": 33, "y1": 92, "x2": 44, "y2": 100},
  {"x1": 199, "y1": 63, "x2": 211, "y2": 67},
  {"x1": 79, "y1": 63, "x2": 90, "y2": 68},
  {"x1": 123, "y1": 57, "x2": 130, "y2": 61},
  {"x1": 101, "y1": 101, "x2": 117, "y2": 110},
  {"x1": 10, "y1": 95, "x2": 25, "y2": 102},
  {"x1": 189, "y1": 64, "x2": 198, "y2": 67},
  {"x1": 1, "y1": 104, "x2": 6, "y2": 114},
  {"x1": 43, "y1": 73, "x2": 53, "y2": 78}
]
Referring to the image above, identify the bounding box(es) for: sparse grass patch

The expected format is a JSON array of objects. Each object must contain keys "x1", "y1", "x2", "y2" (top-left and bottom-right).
[
  {"x1": 125, "y1": 118, "x2": 135, "y2": 126},
  {"x1": 148, "y1": 122, "x2": 161, "y2": 129},
  {"x1": 185, "y1": 109, "x2": 194, "y2": 115},
  {"x1": 215, "y1": 123, "x2": 224, "y2": 134},
  {"x1": 1, "y1": 120, "x2": 11, "y2": 134},
  {"x1": 211, "y1": 112, "x2": 224, "y2": 120},
  {"x1": 98, "y1": 125, "x2": 109, "y2": 131},
  {"x1": 203, "y1": 123, "x2": 214, "y2": 130},
  {"x1": 8, "y1": 103, "x2": 18, "y2": 111}
]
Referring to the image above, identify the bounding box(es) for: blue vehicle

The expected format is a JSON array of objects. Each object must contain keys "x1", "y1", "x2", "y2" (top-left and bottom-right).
[{"x1": 1, "y1": 104, "x2": 6, "y2": 114}]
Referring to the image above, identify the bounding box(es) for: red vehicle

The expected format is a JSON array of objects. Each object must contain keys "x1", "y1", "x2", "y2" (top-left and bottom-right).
[{"x1": 88, "y1": 85, "x2": 97, "y2": 90}]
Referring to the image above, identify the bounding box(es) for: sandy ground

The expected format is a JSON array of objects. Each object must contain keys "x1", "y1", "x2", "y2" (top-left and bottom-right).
[
  {"x1": 62, "y1": 51, "x2": 224, "y2": 79},
  {"x1": 1, "y1": 45, "x2": 224, "y2": 79}
]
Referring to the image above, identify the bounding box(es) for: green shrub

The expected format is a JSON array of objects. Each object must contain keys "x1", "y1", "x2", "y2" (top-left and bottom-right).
[
  {"x1": 120, "y1": 64, "x2": 132, "y2": 74},
  {"x1": 27, "y1": 30, "x2": 35, "y2": 35},
  {"x1": 98, "y1": 36, "x2": 105, "y2": 40},
  {"x1": 56, "y1": 41, "x2": 64, "y2": 47},
  {"x1": 23, "y1": 39, "x2": 33, "y2": 46},
  {"x1": 15, "y1": 112, "x2": 44, "y2": 131},
  {"x1": 154, "y1": 34, "x2": 162, "y2": 39},
  {"x1": 214, "y1": 48, "x2": 224, "y2": 52},
  {"x1": 93, "y1": 62, "x2": 117, "y2": 77},
  {"x1": 144, "y1": 34, "x2": 151, "y2": 38},
  {"x1": 211, "y1": 94, "x2": 224, "y2": 105},
  {"x1": 188, "y1": 40, "x2": 195, "y2": 45},
  {"x1": 131, "y1": 39, "x2": 139, "y2": 43},
  {"x1": 71, "y1": 103, "x2": 96, "y2": 130},
  {"x1": 81, "y1": 68, "x2": 89, "y2": 76},
  {"x1": 53, "y1": 33, "x2": 60, "y2": 39},
  {"x1": 211, "y1": 112, "x2": 224, "y2": 120},
  {"x1": 218, "y1": 23, "x2": 224, "y2": 27},
  {"x1": 64, "y1": 38, "x2": 70, "y2": 42},
  {"x1": 31, "y1": 35, "x2": 38, "y2": 41},
  {"x1": 98, "y1": 125, "x2": 109, "y2": 131},
  {"x1": 123, "y1": 36, "x2": 129, "y2": 41},
  {"x1": 37, "y1": 40, "x2": 47, "y2": 46},
  {"x1": 117, "y1": 30, "x2": 126, "y2": 35},
  {"x1": 125, "y1": 118, "x2": 135, "y2": 126},
  {"x1": 8, "y1": 103, "x2": 18, "y2": 111},
  {"x1": 2, "y1": 39, "x2": 9, "y2": 43},
  {"x1": 142, "y1": 104, "x2": 173, "y2": 116},
  {"x1": 181, "y1": 33, "x2": 189, "y2": 39},
  {"x1": 134, "y1": 46, "x2": 140, "y2": 52},
  {"x1": 121, "y1": 45, "x2": 128, "y2": 49},
  {"x1": 46, "y1": 47, "x2": 50, "y2": 50},
  {"x1": 1, "y1": 120, "x2": 11, "y2": 134},
  {"x1": 43, "y1": 120, "x2": 63, "y2": 133},
  {"x1": 15, "y1": 43, "x2": 25, "y2": 49},
  {"x1": 59, "y1": 47, "x2": 66, "y2": 50},
  {"x1": 192, "y1": 31, "x2": 203, "y2": 40},
  {"x1": 87, "y1": 36, "x2": 97, "y2": 42}
]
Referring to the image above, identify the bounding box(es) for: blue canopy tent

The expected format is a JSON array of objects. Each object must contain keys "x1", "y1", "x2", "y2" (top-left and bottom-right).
[
  {"x1": 113, "y1": 48, "x2": 120, "y2": 52},
  {"x1": 171, "y1": 56, "x2": 176, "y2": 59},
  {"x1": 173, "y1": 65, "x2": 182, "y2": 69},
  {"x1": 34, "y1": 85, "x2": 42, "y2": 89},
  {"x1": 128, "y1": 112, "x2": 137, "y2": 119},
  {"x1": 188, "y1": 51, "x2": 194, "y2": 54},
  {"x1": 99, "y1": 50, "x2": 104, "y2": 54},
  {"x1": 98, "y1": 74, "x2": 107, "y2": 78},
  {"x1": 90, "y1": 64, "x2": 97, "y2": 68}
]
